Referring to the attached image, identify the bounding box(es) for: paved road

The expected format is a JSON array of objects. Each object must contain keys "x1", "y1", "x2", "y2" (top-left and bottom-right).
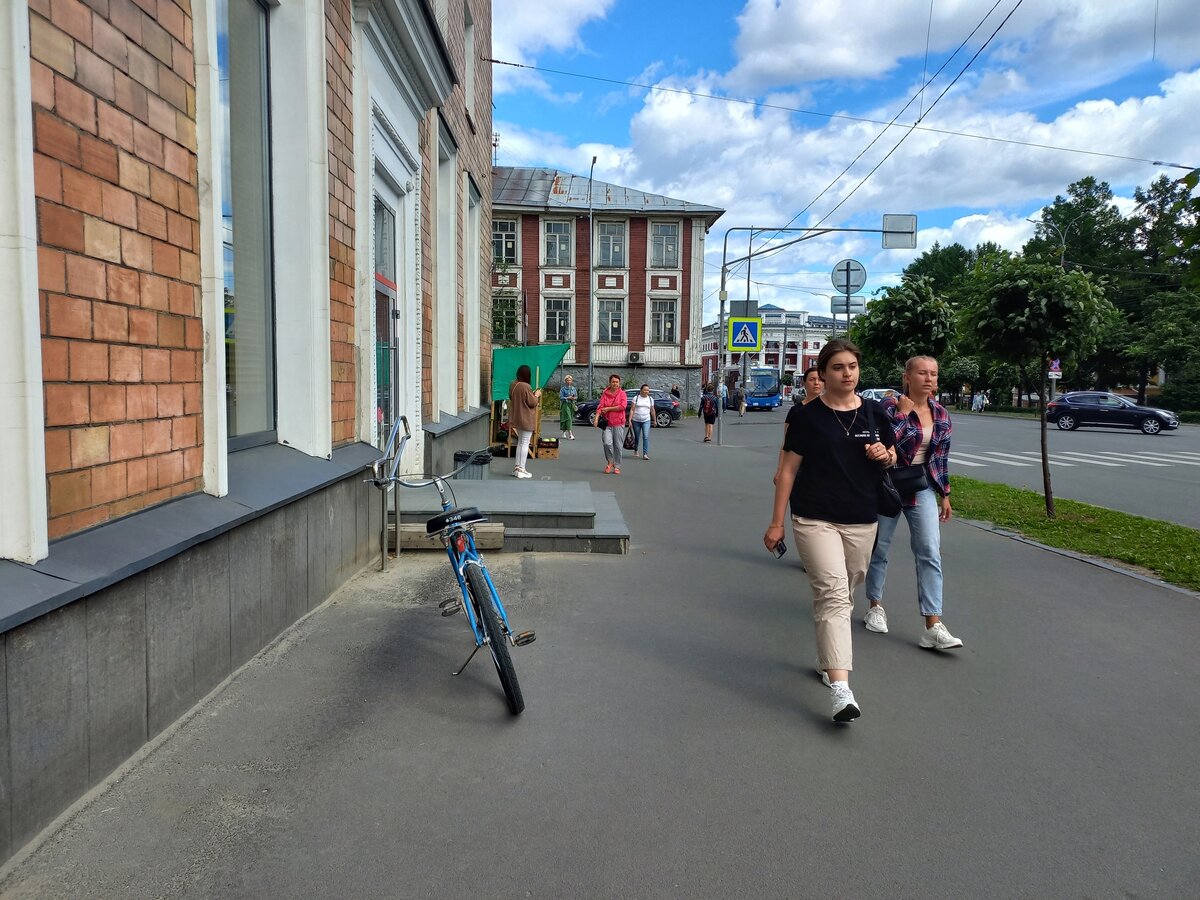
[{"x1": 4, "y1": 413, "x2": 1198, "y2": 898}]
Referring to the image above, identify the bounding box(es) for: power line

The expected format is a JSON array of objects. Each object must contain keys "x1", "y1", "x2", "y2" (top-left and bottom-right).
[{"x1": 485, "y1": 59, "x2": 1195, "y2": 173}]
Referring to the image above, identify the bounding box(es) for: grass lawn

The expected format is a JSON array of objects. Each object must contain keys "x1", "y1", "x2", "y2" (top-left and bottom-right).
[{"x1": 951, "y1": 477, "x2": 1200, "y2": 593}]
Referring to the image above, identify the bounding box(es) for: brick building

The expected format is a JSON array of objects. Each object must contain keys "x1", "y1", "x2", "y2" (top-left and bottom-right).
[
  {"x1": 0, "y1": 0, "x2": 492, "y2": 864},
  {"x1": 491, "y1": 167, "x2": 723, "y2": 398}
]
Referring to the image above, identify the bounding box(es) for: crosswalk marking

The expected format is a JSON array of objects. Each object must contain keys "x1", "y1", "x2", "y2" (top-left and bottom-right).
[
  {"x1": 1088, "y1": 452, "x2": 1171, "y2": 467},
  {"x1": 948, "y1": 456, "x2": 987, "y2": 467},
  {"x1": 954, "y1": 451, "x2": 1034, "y2": 467},
  {"x1": 985, "y1": 450, "x2": 1075, "y2": 467},
  {"x1": 1035, "y1": 452, "x2": 1125, "y2": 467},
  {"x1": 1133, "y1": 452, "x2": 1200, "y2": 466}
]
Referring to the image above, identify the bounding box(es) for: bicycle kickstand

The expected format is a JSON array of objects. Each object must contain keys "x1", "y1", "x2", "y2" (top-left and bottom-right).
[{"x1": 451, "y1": 643, "x2": 482, "y2": 676}]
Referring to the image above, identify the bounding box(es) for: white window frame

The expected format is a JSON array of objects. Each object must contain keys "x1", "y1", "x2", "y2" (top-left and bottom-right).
[
  {"x1": 493, "y1": 217, "x2": 517, "y2": 265},
  {"x1": 650, "y1": 299, "x2": 677, "y2": 344},
  {"x1": 651, "y1": 221, "x2": 680, "y2": 268},
  {"x1": 544, "y1": 220, "x2": 572, "y2": 266},
  {"x1": 544, "y1": 297, "x2": 571, "y2": 344},
  {"x1": 597, "y1": 298, "x2": 625, "y2": 343},
  {"x1": 597, "y1": 220, "x2": 625, "y2": 268}
]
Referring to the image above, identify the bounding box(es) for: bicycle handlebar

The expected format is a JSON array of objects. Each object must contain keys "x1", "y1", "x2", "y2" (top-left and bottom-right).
[{"x1": 366, "y1": 415, "x2": 491, "y2": 489}]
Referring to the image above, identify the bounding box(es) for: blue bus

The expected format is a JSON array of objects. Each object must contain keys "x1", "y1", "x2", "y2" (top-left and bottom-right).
[{"x1": 744, "y1": 367, "x2": 783, "y2": 409}]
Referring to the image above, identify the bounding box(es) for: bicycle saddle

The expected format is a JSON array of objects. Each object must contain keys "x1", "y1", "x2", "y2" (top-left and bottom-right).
[{"x1": 426, "y1": 506, "x2": 488, "y2": 534}]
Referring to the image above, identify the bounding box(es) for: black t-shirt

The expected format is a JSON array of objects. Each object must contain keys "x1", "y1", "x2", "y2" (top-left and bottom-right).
[{"x1": 782, "y1": 398, "x2": 895, "y2": 525}]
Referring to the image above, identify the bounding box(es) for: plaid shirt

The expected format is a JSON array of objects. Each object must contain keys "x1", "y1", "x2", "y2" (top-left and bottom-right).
[{"x1": 880, "y1": 396, "x2": 952, "y2": 499}]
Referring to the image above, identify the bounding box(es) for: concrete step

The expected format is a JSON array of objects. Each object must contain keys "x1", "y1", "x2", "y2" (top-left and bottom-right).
[{"x1": 392, "y1": 480, "x2": 628, "y2": 554}]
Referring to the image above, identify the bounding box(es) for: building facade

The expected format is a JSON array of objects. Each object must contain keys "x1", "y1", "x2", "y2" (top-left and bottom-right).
[
  {"x1": 491, "y1": 167, "x2": 723, "y2": 397},
  {"x1": 0, "y1": 0, "x2": 492, "y2": 865}
]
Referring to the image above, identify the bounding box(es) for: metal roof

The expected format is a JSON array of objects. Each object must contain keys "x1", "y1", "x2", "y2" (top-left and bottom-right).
[{"x1": 493, "y1": 166, "x2": 724, "y2": 226}]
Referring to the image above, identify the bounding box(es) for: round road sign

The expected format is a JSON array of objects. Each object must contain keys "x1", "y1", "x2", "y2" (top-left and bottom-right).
[{"x1": 831, "y1": 259, "x2": 866, "y2": 293}]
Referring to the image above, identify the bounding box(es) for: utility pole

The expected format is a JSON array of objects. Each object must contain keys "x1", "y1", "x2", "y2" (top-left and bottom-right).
[{"x1": 586, "y1": 156, "x2": 597, "y2": 398}]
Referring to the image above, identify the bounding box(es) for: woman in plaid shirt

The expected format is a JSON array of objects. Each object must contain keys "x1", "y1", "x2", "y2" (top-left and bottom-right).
[{"x1": 863, "y1": 355, "x2": 964, "y2": 650}]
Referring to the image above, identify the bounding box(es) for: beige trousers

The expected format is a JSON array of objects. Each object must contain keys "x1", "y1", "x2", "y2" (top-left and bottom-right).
[{"x1": 791, "y1": 515, "x2": 878, "y2": 672}]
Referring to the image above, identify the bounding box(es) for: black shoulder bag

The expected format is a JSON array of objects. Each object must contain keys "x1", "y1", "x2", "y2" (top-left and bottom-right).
[{"x1": 866, "y1": 402, "x2": 902, "y2": 518}]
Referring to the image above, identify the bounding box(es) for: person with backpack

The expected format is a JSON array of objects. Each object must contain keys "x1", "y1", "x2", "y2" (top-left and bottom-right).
[{"x1": 700, "y1": 384, "x2": 719, "y2": 443}]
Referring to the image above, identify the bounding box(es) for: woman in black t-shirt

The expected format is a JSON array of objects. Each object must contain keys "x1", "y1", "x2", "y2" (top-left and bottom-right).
[{"x1": 763, "y1": 339, "x2": 896, "y2": 723}]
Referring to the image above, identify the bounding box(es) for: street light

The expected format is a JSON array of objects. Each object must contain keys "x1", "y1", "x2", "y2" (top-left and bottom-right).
[
  {"x1": 586, "y1": 155, "x2": 597, "y2": 398},
  {"x1": 1026, "y1": 214, "x2": 1083, "y2": 269}
]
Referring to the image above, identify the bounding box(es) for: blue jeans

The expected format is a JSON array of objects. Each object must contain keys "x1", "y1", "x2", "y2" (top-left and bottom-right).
[
  {"x1": 865, "y1": 487, "x2": 943, "y2": 616},
  {"x1": 631, "y1": 419, "x2": 651, "y2": 455}
]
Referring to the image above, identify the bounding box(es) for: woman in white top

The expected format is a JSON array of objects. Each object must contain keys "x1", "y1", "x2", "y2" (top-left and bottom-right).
[{"x1": 628, "y1": 384, "x2": 656, "y2": 459}]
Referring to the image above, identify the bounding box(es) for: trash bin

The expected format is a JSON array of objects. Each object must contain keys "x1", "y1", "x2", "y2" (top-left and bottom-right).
[{"x1": 453, "y1": 449, "x2": 491, "y2": 480}]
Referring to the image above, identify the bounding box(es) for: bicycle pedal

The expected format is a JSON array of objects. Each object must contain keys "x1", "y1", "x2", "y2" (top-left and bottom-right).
[
  {"x1": 513, "y1": 631, "x2": 536, "y2": 646},
  {"x1": 440, "y1": 600, "x2": 462, "y2": 617},
  {"x1": 438, "y1": 597, "x2": 459, "y2": 609}
]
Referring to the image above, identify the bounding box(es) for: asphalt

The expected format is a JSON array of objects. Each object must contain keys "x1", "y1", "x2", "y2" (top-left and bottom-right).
[{"x1": 3, "y1": 409, "x2": 1199, "y2": 899}]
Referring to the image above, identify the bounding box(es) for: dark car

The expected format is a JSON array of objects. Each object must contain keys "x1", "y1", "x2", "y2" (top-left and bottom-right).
[
  {"x1": 576, "y1": 389, "x2": 681, "y2": 428},
  {"x1": 1045, "y1": 391, "x2": 1179, "y2": 435}
]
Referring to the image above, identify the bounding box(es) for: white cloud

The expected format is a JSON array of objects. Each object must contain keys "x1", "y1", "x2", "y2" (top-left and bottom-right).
[{"x1": 491, "y1": 0, "x2": 616, "y2": 96}]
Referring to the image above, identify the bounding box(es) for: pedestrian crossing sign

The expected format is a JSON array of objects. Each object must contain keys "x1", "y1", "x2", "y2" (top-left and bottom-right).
[{"x1": 727, "y1": 316, "x2": 762, "y2": 352}]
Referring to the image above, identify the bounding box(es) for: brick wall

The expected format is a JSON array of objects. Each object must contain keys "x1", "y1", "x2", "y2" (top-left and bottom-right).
[
  {"x1": 574, "y1": 215, "x2": 590, "y2": 362},
  {"x1": 31, "y1": 0, "x2": 202, "y2": 539},
  {"x1": 326, "y1": 0, "x2": 355, "y2": 445},
  {"x1": 628, "y1": 218, "x2": 647, "y2": 352},
  {"x1": 418, "y1": 0, "x2": 492, "y2": 416},
  {"x1": 521, "y1": 213, "x2": 540, "y2": 343}
]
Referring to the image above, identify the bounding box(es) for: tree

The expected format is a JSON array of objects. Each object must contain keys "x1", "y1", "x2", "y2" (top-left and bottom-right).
[
  {"x1": 961, "y1": 256, "x2": 1117, "y2": 516},
  {"x1": 849, "y1": 274, "x2": 956, "y2": 368},
  {"x1": 942, "y1": 356, "x2": 979, "y2": 406}
]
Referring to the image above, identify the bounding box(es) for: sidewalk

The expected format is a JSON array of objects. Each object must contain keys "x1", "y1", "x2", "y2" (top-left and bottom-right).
[{"x1": 3, "y1": 413, "x2": 1198, "y2": 898}]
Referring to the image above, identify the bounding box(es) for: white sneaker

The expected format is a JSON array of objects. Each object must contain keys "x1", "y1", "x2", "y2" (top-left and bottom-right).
[
  {"x1": 919, "y1": 621, "x2": 963, "y2": 650},
  {"x1": 864, "y1": 604, "x2": 888, "y2": 633},
  {"x1": 830, "y1": 681, "x2": 861, "y2": 722},
  {"x1": 514, "y1": 469, "x2": 532, "y2": 479}
]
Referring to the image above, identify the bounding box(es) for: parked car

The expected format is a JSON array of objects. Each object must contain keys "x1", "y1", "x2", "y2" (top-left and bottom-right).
[
  {"x1": 1045, "y1": 392, "x2": 1179, "y2": 435},
  {"x1": 576, "y1": 389, "x2": 681, "y2": 428},
  {"x1": 859, "y1": 387, "x2": 900, "y2": 402}
]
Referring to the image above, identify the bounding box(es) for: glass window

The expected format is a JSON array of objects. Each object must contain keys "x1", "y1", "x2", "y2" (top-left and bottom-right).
[
  {"x1": 544, "y1": 298, "x2": 570, "y2": 343},
  {"x1": 492, "y1": 293, "x2": 518, "y2": 344},
  {"x1": 597, "y1": 221, "x2": 624, "y2": 267},
  {"x1": 651, "y1": 300, "x2": 676, "y2": 343},
  {"x1": 598, "y1": 299, "x2": 623, "y2": 342},
  {"x1": 219, "y1": 0, "x2": 275, "y2": 444},
  {"x1": 544, "y1": 221, "x2": 571, "y2": 266},
  {"x1": 374, "y1": 196, "x2": 396, "y2": 282},
  {"x1": 493, "y1": 218, "x2": 516, "y2": 265},
  {"x1": 651, "y1": 222, "x2": 678, "y2": 268}
]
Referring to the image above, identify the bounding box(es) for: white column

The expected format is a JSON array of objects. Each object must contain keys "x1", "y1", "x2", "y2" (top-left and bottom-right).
[
  {"x1": 270, "y1": 0, "x2": 333, "y2": 457},
  {"x1": 193, "y1": 0, "x2": 229, "y2": 495},
  {"x1": 0, "y1": 2, "x2": 49, "y2": 562}
]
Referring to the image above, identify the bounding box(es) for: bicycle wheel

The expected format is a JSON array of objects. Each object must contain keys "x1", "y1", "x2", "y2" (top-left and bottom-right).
[{"x1": 466, "y1": 564, "x2": 525, "y2": 715}]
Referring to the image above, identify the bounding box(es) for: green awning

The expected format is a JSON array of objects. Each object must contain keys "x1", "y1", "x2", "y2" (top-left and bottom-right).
[{"x1": 490, "y1": 344, "x2": 571, "y2": 401}]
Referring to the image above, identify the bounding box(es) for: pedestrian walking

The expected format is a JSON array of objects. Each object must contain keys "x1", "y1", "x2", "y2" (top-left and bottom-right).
[
  {"x1": 699, "y1": 383, "x2": 719, "y2": 443},
  {"x1": 764, "y1": 339, "x2": 897, "y2": 723},
  {"x1": 670, "y1": 384, "x2": 681, "y2": 400},
  {"x1": 508, "y1": 365, "x2": 541, "y2": 479},
  {"x1": 863, "y1": 355, "x2": 963, "y2": 650},
  {"x1": 596, "y1": 374, "x2": 628, "y2": 474},
  {"x1": 629, "y1": 383, "x2": 655, "y2": 459},
  {"x1": 559, "y1": 375, "x2": 578, "y2": 440}
]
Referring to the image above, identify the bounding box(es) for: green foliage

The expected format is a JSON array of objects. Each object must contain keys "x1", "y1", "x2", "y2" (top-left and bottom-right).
[
  {"x1": 960, "y1": 257, "x2": 1116, "y2": 373},
  {"x1": 952, "y1": 478, "x2": 1200, "y2": 592},
  {"x1": 1160, "y1": 372, "x2": 1200, "y2": 411},
  {"x1": 850, "y1": 274, "x2": 955, "y2": 367}
]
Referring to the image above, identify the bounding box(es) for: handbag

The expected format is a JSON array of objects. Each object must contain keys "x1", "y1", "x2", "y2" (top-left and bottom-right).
[
  {"x1": 864, "y1": 401, "x2": 902, "y2": 517},
  {"x1": 590, "y1": 410, "x2": 604, "y2": 429},
  {"x1": 890, "y1": 463, "x2": 929, "y2": 498},
  {"x1": 622, "y1": 425, "x2": 636, "y2": 451}
]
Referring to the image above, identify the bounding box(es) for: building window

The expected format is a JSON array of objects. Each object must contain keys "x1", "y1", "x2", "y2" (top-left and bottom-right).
[
  {"x1": 651, "y1": 300, "x2": 676, "y2": 343},
  {"x1": 493, "y1": 218, "x2": 516, "y2": 265},
  {"x1": 544, "y1": 297, "x2": 570, "y2": 343},
  {"x1": 544, "y1": 221, "x2": 571, "y2": 266},
  {"x1": 598, "y1": 299, "x2": 623, "y2": 342},
  {"x1": 597, "y1": 221, "x2": 625, "y2": 267},
  {"x1": 219, "y1": 0, "x2": 276, "y2": 445},
  {"x1": 651, "y1": 222, "x2": 678, "y2": 268},
  {"x1": 493, "y1": 293, "x2": 518, "y2": 344}
]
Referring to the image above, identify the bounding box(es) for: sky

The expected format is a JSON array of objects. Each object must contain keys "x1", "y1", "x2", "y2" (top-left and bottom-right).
[{"x1": 490, "y1": 0, "x2": 1200, "y2": 325}]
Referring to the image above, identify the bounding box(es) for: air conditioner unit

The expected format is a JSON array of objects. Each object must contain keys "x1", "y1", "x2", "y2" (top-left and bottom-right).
[{"x1": 627, "y1": 351, "x2": 642, "y2": 365}]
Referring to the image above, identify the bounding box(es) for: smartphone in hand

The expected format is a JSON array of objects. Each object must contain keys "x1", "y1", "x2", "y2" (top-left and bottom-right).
[{"x1": 770, "y1": 540, "x2": 787, "y2": 559}]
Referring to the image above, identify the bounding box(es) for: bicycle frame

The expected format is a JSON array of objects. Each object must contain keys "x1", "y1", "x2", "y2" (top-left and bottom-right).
[{"x1": 440, "y1": 517, "x2": 513, "y2": 649}]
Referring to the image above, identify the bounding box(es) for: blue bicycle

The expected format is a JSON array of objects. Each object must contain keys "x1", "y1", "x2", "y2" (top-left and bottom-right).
[{"x1": 369, "y1": 416, "x2": 534, "y2": 715}]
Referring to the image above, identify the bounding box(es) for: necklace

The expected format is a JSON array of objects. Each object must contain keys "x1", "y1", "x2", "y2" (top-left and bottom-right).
[{"x1": 827, "y1": 401, "x2": 859, "y2": 437}]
